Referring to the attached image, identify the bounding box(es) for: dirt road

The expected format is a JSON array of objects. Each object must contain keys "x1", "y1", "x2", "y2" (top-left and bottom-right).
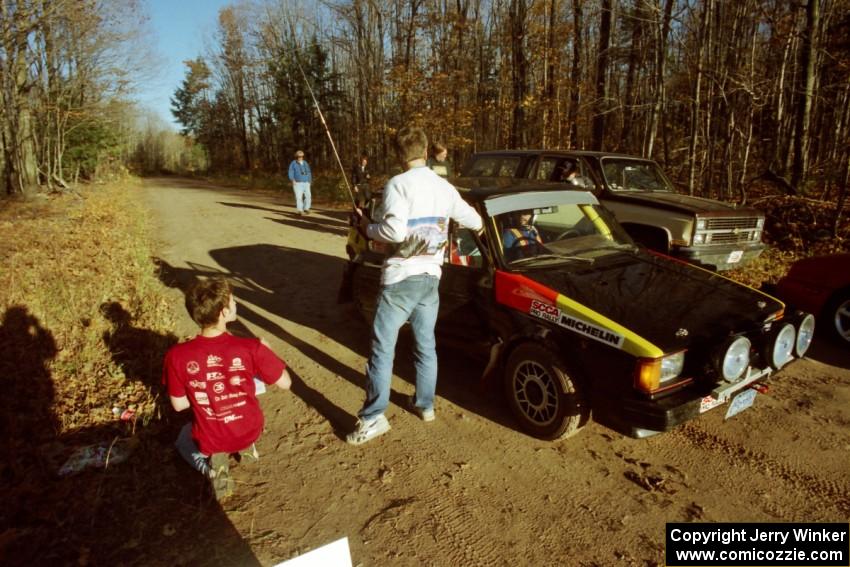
[{"x1": 142, "y1": 177, "x2": 850, "y2": 566}]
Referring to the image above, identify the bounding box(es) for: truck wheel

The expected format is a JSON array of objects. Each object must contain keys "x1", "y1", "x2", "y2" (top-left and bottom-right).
[
  {"x1": 823, "y1": 290, "x2": 850, "y2": 344},
  {"x1": 504, "y1": 343, "x2": 588, "y2": 440}
]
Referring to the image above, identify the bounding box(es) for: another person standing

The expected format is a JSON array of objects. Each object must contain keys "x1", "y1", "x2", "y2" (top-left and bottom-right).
[
  {"x1": 288, "y1": 150, "x2": 312, "y2": 215},
  {"x1": 351, "y1": 154, "x2": 372, "y2": 207},
  {"x1": 427, "y1": 142, "x2": 452, "y2": 178},
  {"x1": 346, "y1": 127, "x2": 482, "y2": 445},
  {"x1": 163, "y1": 277, "x2": 292, "y2": 499}
]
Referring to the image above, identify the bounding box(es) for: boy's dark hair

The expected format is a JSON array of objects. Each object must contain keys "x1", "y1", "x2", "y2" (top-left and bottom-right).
[
  {"x1": 393, "y1": 127, "x2": 428, "y2": 163},
  {"x1": 185, "y1": 277, "x2": 232, "y2": 327}
]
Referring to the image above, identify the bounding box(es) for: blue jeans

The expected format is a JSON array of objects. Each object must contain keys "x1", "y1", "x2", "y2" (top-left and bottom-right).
[
  {"x1": 360, "y1": 274, "x2": 440, "y2": 421},
  {"x1": 292, "y1": 182, "x2": 311, "y2": 212},
  {"x1": 175, "y1": 422, "x2": 211, "y2": 476}
]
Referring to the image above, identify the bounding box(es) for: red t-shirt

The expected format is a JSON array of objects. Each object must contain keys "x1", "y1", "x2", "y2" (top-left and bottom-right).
[{"x1": 163, "y1": 333, "x2": 286, "y2": 455}]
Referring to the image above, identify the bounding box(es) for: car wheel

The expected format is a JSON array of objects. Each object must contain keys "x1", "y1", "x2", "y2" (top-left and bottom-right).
[
  {"x1": 823, "y1": 290, "x2": 850, "y2": 344},
  {"x1": 503, "y1": 343, "x2": 588, "y2": 440}
]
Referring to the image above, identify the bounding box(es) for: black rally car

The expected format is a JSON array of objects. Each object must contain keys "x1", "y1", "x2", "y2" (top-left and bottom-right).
[{"x1": 342, "y1": 184, "x2": 815, "y2": 440}]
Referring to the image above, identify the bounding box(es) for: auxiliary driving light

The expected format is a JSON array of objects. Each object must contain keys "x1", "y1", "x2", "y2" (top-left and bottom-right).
[
  {"x1": 795, "y1": 313, "x2": 816, "y2": 357},
  {"x1": 718, "y1": 336, "x2": 751, "y2": 382},
  {"x1": 765, "y1": 323, "x2": 796, "y2": 370}
]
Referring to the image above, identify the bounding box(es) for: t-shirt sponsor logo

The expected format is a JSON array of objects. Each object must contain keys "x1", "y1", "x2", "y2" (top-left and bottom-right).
[
  {"x1": 212, "y1": 382, "x2": 225, "y2": 394},
  {"x1": 223, "y1": 414, "x2": 243, "y2": 424},
  {"x1": 186, "y1": 361, "x2": 200, "y2": 375},
  {"x1": 207, "y1": 355, "x2": 223, "y2": 367},
  {"x1": 194, "y1": 392, "x2": 210, "y2": 405},
  {"x1": 229, "y1": 357, "x2": 246, "y2": 371},
  {"x1": 206, "y1": 371, "x2": 225, "y2": 381},
  {"x1": 530, "y1": 300, "x2": 560, "y2": 323},
  {"x1": 189, "y1": 380, "x2": 206, "y2": 390},
  {"x1": 557, "y1": 313, "x2": 624, "y2": 348},
  {"x1": 229, "y1": 376, "x2": 245, "y2": 386}
]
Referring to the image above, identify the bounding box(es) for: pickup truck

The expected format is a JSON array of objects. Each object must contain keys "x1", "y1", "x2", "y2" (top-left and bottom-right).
[{"x1": 460, "y1": 150, "x2": 766, "y2": 270}]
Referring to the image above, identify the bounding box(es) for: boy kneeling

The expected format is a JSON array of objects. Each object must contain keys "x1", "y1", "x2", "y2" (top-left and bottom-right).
[{"x1": 163, "y1": 277, "x2": 291, "y2": 499}]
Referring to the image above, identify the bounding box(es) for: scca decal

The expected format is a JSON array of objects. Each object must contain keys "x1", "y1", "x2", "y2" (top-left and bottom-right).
[
  {"x1": 530, "y1": 300, "x2": 560, "y2": 323},
  {"x1": 558, "y1": 313, "x2": 624, "y2": 348}
]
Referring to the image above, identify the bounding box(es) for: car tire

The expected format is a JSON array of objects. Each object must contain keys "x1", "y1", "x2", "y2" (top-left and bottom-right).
[
  {"x1": 823, "y1": 290, "x2": 850, "y2": 344},
  {"x1": 503, "y1": 343, "x2": 588, "y2": 440}
]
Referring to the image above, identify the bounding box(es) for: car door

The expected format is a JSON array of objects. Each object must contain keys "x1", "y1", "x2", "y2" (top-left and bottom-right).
[{"x1": 438, "y1": 225, "x2": 491, "y2": 344}]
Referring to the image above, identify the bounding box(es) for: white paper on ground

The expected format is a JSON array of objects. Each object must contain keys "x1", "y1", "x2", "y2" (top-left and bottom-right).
[
  {"x1": 272, "y1": 537, "x2": 352, "y2": 567},
  {"x1": 253, "y1": 377, "x2": 267, "y2": 395}
]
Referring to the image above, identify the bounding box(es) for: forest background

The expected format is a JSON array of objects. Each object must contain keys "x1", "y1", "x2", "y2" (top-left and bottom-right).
[{"x1": 2, "y1": 0, "x2": 849, "y2": 217}]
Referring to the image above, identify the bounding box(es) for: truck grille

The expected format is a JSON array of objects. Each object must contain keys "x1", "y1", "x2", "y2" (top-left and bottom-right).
[
  {"x1": 706, "y1": 217, "x2": 760, "y2": 230},
  {"x1": 702, "y1": 216, "x2": 762, "y2": 246}
]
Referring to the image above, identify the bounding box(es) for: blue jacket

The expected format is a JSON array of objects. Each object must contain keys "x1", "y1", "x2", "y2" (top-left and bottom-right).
[{"x1": 288, "y1": 160, "x2": 312, "y2": 183}]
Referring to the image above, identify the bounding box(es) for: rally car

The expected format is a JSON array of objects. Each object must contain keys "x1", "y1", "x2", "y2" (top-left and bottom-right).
[{"x1": 342, "y1": 184, "x2": 815, "y2": 440}]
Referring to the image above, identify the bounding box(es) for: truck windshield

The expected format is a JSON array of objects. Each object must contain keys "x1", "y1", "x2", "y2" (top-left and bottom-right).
[{"x1": 600, "y1": 159, "x2": 674, "y2": 193}]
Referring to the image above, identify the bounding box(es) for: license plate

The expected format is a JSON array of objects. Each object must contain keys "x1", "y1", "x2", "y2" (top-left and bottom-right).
[
  {"x1": 727, "y1": 250, "x2": 744, "y2": 264},
  {"x1": 725, "y1": 388, "x2": 756, "y2": 419}
]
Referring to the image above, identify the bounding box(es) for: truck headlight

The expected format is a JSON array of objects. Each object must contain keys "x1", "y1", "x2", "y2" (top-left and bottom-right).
[
  {"x1": 696, "y1": 218, "x2": 707, "y2": 230},
  {"x1": 635, "y1": 351, "x2": 686, "y2": 393},
  {"x1": 756, "y1": 217, "x2": 765, "y2": 228},
  {"x1": 795, "y1": 313, "x2": 815, "y2": 357},
  {"x1": 717, "y1": 336, "x2": 750, "y2": 381},
  {"x1": 693, "y1": 233, "x2": 705, "y2": 245},
  {"x1": 765, "y1": 323, "x2": 795, "y2": 369}
]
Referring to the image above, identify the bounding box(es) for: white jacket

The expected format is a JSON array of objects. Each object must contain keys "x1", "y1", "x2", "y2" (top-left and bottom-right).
[{"x1": 367, "y1": 165, "x2": 482, "y2": 285}]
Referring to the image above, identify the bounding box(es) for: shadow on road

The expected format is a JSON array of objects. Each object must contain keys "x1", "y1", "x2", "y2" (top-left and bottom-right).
[
  {"x1": 0, "y1": 304, "x2": 260, "y2": 566},
  {"x1": 805, "y1": 336, "x2": 850, "y2": 369},
  {"x1": 153, "y1": 244, "x2": 520, "y2": 438}
]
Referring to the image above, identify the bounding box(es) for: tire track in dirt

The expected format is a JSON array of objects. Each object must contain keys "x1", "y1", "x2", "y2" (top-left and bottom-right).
[
  {"x1": 356, "y1": 424, "x2": 506, "y2": 566},
  {"x1": 671, "y1": 423, "x2": 850, "y2": 516}
]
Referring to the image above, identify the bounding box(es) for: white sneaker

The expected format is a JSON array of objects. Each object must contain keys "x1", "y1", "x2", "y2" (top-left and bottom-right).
[
  {"x1": 409, "y1": 395, "x2": 435, "y2": 422},
  {"x1": 346, "y1": 415, "x2": 391, "y2": 445}
]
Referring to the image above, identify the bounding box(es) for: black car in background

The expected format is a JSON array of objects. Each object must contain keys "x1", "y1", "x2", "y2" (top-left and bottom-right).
[{"x1": 343, "y1": 183, "x2": 814, "y2": 440}]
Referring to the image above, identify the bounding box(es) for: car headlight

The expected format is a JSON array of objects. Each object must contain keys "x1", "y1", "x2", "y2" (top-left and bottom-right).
[
  {"x1": 718, "y1": 336, "x2": 751, "y2": 381},
  {"x1": 696, "y1": 218, "x2": 707, "y2": 230},
  {"x1": 795, "y1": 313, "x2": 815, "y2": 357},
  {"x1": 766, "y1": 323, "x2": 796, "y2": 369},
  {"x1": 756, "y1": 217, "x2": 765, "y2": 229},
  {"x1": 635, "y1": 351, "x2": 686, "y2": 393},
  {"x1": 693, "y1": 233, "x2": 705, "y2": 245}
]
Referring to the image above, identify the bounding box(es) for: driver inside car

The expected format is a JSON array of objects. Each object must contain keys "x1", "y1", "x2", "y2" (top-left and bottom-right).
[{"x1": 501, "y1": 210, "x2": 544, "y2": 260}]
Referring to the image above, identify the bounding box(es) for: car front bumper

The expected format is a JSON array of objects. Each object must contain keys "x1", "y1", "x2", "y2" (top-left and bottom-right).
[
  {"x1": 606, "y1": 365, "x2": 773, "y2": 438},
  {"x1": 674, "y1": 243, "x2": 766, "y2": 271}
]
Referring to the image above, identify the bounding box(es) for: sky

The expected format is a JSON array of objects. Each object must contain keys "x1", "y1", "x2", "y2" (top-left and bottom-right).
[{"x1": 138, "y1": 0, "x2": 234, "y2": 129}]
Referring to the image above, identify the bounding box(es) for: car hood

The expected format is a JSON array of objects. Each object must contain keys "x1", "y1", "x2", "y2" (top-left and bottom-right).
[
  {"x1": 498, "y1": 251, "x2": 782, "y2": 354},
  {"x1": 603, "y1": 191, "x2": 760, "y2": 216}
]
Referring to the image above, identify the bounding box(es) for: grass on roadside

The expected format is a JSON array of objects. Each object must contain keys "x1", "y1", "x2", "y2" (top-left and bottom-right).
[{"x1": 0, "y1": 180, "x2": 176, "y2": 457}]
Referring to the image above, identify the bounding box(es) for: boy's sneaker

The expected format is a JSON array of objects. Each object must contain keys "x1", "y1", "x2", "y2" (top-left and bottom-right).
[
  {"x1": 346, "y1": 415, "x2": 391, "y2": 445},
  {"x1": 408, "y1": 395, "x2": 435, "y2": 422},
  {"x1": 209, "y1": 453, "x2": 234, "y2": 500}
]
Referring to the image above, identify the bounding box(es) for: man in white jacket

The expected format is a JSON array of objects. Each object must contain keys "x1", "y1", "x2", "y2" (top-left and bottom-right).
[{"x1": 347, "y1": 127, "x2": 482, "y2": 445}]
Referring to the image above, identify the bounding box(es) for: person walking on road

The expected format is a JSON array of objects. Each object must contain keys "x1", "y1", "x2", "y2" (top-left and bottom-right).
[
  {"x1": 346, "y1": 127, "x2": 482, "y2": 445},
  {"x1": 288, "y1": 150, "x2": 312, "y2": 215}
]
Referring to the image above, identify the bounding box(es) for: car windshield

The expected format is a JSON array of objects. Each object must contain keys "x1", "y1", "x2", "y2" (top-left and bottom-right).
[
  {"x1": 489, "y1": 191, "x2": 635, "y2": 267},
  {"x1": 600, "y1": 159, "x2": 674, "y2": 192}
]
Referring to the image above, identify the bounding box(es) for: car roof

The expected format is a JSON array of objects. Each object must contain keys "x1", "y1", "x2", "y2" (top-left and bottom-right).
[{"x1": 468, "y1": 149, "x2": 656, "y2": 162}]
